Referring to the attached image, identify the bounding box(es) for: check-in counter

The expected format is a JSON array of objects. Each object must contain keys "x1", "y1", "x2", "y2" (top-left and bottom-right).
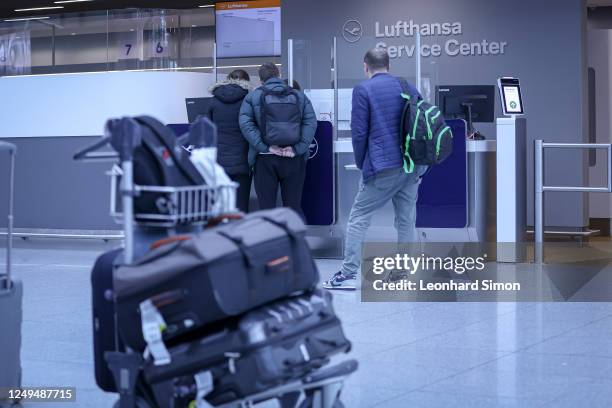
[{"x1": 307, "y1": 129, "x2": 497, "y2": 258}]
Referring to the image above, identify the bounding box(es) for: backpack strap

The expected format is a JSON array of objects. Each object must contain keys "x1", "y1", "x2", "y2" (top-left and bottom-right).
[
  {"x1": 135, "y1": 116, "x2": 204, "y2": 185},
  {"x1": 398, "y1": 78, "x2": 412, "y2": 99},
  {"x1": 398, "y1": 78, "x2": 412, "y2": 149},
  {"x1": 259, "y1": 88, "x2": 270, "y2": 143},
  {"x1": 397, "y1": 78, "x2": 416, "y2": 174}
]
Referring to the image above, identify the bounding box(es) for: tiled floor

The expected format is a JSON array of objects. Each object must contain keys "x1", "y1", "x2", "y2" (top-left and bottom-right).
[{"x1": 3, "y1": 241, "x2": 612, "y2": 407}]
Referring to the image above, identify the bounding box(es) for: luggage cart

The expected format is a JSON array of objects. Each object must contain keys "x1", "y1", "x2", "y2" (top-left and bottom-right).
[{"x1": 75, "y1": 117, "x2": 356, "y2": 408}]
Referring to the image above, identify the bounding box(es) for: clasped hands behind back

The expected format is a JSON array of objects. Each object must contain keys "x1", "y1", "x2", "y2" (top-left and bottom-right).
[{"x1": 269, "y1": 145, "x2": 296, "y2": 158}]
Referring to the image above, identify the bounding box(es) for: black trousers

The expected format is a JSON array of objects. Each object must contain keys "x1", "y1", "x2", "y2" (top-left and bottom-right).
[
  {"x1": 254, "y1": 155, "x2": 306, "y2": 218},
  {"x1": 229, "y1": 173, "x2": 253, "y2": 213}
]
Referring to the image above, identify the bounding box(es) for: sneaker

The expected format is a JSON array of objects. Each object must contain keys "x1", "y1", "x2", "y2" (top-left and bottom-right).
[{"x1": 323, "y1": 271, "x2": 357, "y2": 291}]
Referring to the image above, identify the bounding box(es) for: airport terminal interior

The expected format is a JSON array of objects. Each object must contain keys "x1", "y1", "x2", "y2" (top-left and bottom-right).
[{"x1": 2, "y1": 0, "x2": 612, "y2": 407}]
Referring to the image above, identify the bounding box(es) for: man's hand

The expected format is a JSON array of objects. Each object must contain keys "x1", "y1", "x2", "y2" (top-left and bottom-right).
[
  {"x1": 269, "y1": 146, "x2": 296, "y2": 158},
  {"x1": 269, "y1": 145, "x2": 284, "y2": 156},
  {"x1": 281, "y1": 147, "x2": 296, "y2": 158}
]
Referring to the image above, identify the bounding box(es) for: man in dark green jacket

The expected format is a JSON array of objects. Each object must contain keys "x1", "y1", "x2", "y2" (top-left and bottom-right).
[{"x1": 239, "y1": 63, "x2": 317, "y2": 218}]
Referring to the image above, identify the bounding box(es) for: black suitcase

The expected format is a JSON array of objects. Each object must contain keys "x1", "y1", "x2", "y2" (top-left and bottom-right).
[
  {"x1": 143, "y1": 289, "x2": 351, "y2": 406},
  {"x1": 0, "y1": 142, "x2": 22, "y2": 406},
  {"x1": 91, "y1": 248, "x2": 124, "y2": 392},
  {"x1": 114, "y1": 208, "x2": 320, "y2": 352}
]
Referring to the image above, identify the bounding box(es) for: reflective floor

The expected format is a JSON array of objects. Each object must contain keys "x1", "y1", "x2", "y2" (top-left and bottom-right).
[{"x1": 4, "y1": 241, "x2": 612, "y2": 407}]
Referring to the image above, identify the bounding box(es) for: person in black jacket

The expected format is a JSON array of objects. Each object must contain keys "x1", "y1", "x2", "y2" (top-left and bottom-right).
[{"x1": 205, "y1": 69, "x2": 253, "y2": 212}]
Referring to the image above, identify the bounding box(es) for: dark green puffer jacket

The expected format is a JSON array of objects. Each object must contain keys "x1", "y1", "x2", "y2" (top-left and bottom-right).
[{"x1": 239, "y1": 77, "x2": 317, "y2": 167}]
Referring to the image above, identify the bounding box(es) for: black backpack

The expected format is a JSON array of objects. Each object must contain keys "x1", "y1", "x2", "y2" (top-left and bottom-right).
[
  {"x1": 399, "y1": 80, "x2": 453, "y2": 173},
  {"x1": 109, "y1": 116, "x2": 205, "y2": 217},
  {"x1": 260, "y1": 85, "x2": 302, "y2": 146}
]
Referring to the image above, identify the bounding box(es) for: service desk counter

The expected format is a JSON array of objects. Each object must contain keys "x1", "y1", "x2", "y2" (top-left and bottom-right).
[
  {"x1": 306, "y1": 121, "x2": 497, "y2": 258},
  {"x1": 0, "y1": 71, "x2": 215, "y2": 236}
]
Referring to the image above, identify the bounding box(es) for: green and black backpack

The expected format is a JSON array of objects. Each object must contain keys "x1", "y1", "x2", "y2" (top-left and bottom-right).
[{"x1": 399, "y1": 80, "x2": 453, "y2": 173}]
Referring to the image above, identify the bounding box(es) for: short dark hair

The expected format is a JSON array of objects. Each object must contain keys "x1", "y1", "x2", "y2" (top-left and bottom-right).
[
  {"x1": 227, "y1": 69, "x2": 250, "y2": 82},
  {"x1": 363, "y1": 48, "x2": 389, "y2": 71},
  {"x1": 258, "y1": 63, "x2": 280, "y2": 83},
  {"x1": 284, "y1": 78, "x2": 302, "y2": 91}
]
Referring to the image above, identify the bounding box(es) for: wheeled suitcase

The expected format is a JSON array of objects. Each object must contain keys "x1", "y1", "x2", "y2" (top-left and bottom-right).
[
  {"x1": 0, "y1": 142, "x2": 22, "y2": 406},
  {"x1": 114, "y1": 208, "x2": 319, "y2": 352},
  {"x1": 143, "y1": 289, "x2": 351, "y2": 406},
  {"x1": 91, "y1": 248, "x2": 124, "y2": 392}
]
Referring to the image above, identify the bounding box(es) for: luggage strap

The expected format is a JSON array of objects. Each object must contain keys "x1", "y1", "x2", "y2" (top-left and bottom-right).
[
  {"x1": 261, "y1": 216, "x2": 299, "y2": 240},
  {"x1": 194, "y1": 371, "x2": 214, "y2": 408},
  {"x1": 261, "y1": 216, "x2": 300, "y2": 288},
  {"x1": 139, "y1": 299, "x2": 171, "y2": 366},
  {"x1": 216, "y1": 230, "x2": 257, "y2": 294}
]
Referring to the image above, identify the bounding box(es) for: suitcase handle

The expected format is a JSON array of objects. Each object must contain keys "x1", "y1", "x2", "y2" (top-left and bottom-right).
[
  {"x1": 150, "y1": 235, "x2": 191, "y2": 251},
  {"x1": 150, "y1": 289, "x2": 186, "y2": 308}
]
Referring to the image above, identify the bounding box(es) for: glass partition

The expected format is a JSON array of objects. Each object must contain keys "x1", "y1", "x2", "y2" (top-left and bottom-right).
[
  {"x1": 177, "y1": 8, "x2": 215, "y2": 74},
  {"x1": 335, "y1": 35, "x2": 418, "y2": 137},
  {"x1": 0, "y1": 23, "x2": 32, "y2": 76},
  {"x1": 107, "y1": 9, "x2": 145, "y2": 71},
  {"x1": 290, "y1": 39, "x2": 312, "y2": 93},
  {"x1": 214, "y1": 39, "x2": 282, "y2": 87},
  {"x1": 0, "y1": 7, "x2": 217, "y2": 77},
  {"x1": 0, "y1": 8, "x2": 288, "y2": 78},
  {"x1": 419, "y1": 34, "x2": 441, "y2": 104}
]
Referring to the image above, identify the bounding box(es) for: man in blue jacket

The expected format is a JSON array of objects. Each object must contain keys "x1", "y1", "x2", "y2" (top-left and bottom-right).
[
  {"x1": 324, "y1": 48, "x2": 427, "y2": 290},
  {"x1": 239, "y1": 63, "x2": 317, "y2": 218}
]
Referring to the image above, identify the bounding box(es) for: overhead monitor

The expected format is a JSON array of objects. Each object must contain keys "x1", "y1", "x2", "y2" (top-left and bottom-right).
[
  {"x1": 215, "y1": 0, "x2": 281, "y2": 58},
  {"x1": 498, "y1": 77, "x2": 524, "y2": 115}
]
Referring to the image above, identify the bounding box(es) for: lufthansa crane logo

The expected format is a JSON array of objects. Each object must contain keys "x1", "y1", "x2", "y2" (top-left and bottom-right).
[{"x1": 342, "y1": 20, "x2": 363, "y2": 43}]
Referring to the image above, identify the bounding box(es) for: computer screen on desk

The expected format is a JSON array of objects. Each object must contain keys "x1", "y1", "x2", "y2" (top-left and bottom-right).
[
  {"x1": 185, "y1": 98, "x2": 212, "y2": 123},
  {"x1": 435, "y1": 85, "x2": 495, "y2": 123}
]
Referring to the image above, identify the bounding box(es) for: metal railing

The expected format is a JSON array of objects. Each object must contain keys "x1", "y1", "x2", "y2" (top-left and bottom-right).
[{"x1": 534, "y1": 140, "x2": 612, "y2": 263}]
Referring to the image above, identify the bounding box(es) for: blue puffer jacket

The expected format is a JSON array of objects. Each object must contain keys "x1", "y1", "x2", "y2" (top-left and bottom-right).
[{"x1": 351, "y1": 73, "x2": 420, "y2": 181}]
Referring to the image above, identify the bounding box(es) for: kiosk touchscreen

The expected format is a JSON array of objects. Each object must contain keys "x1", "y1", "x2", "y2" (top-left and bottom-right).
[{"x1": 498, "y1": 77, "x2": 524, "y2": 116}]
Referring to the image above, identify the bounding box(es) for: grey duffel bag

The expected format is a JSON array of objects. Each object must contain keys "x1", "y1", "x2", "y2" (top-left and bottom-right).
[{"x1": 114, "y1": 208, "x2": 319, "y2": 352}]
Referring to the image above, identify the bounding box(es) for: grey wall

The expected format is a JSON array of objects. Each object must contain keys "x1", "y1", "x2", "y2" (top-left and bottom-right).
[
  {"x1": 282, "y1": 0, "x2": 590, "y2": 228},
  {"x1": 0, "y1": 137, "x2": 116, "y2": 231}
]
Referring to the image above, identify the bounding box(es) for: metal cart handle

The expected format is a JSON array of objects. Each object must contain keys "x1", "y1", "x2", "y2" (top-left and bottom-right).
[
  {"x1": 0, "y1": 141, "x2": 16, "y2": 153},
  {"x1": 73, "y1": 118, "x2": 143, "y2": 264},
  {"x1": 73, "y1": 136, "x2": 118, "y2": 162},
  {"x1": 1, "y1": 142, "x2": 16, "y2": 291}
]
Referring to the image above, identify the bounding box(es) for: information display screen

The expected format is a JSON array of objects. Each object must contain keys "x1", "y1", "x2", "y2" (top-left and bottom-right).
[
  {"x1": 215, "y1": 0, "x2": 281, "y2": 58},
  {"x1": 503, "y1": 86, "x2": 522, "y2": 113},
  {"x1": 498, "y1": 77, "x2": 524, "y2": 115}
]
